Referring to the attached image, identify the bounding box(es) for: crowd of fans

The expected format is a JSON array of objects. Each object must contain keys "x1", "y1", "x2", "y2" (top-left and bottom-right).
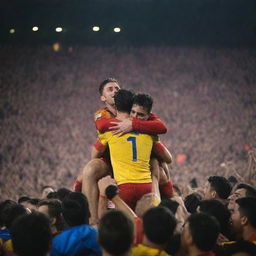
[
  {"x1": 1, "y1": 173, "x2": 256, "y2": 255},
  {"x1": 0, "y1": 45, "x2": 256, "y2": 255},
  {"x1": 0, "y1": 45, "x2": 255, "y2": 199}
]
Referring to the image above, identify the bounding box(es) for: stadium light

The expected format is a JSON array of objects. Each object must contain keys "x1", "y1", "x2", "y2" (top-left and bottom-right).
[
  {"x1": 32, "y1": 26, "x2": 39, "y2": 32},
  {"x1": 113, "y1": 27, "x2": 121, "y2": 33},
  {"x1": 55, "y1": 27, "x2": 63, "y2": 32},
  {"x1": 92, "y1": 26, "x2": 100, "y2": 32},
  {"x1": 9, "y1": 28, "x2": 15, "y2": 34}
]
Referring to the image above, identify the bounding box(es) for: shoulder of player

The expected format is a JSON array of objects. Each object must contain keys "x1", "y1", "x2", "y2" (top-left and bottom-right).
[{"x1": 94, "y1": 108, "x2": 113, "y2": 121}]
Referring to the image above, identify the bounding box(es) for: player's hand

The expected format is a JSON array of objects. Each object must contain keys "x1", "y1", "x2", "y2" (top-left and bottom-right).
[
  {"x1": 98, "y1": 175, "x2": 117, "y2": 195},
  {"x1": 109, "y1": 119, "x2": 133, "y2": 136}
]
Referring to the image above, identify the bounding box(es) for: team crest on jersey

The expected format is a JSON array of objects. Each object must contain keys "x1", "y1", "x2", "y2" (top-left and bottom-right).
[{"x1": 94, "y1": 112, "x2": 102, "y2": 121}]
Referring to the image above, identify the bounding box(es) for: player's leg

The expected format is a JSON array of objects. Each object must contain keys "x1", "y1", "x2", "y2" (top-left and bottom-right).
[
  {"x1": 73, "y1": 173, "x2": 83, "y2": 192},
  {"x1": 150, "y1": 158, "x2": 161, "y2": 198},
  {"x1": 82, "y1": 158, "x2": 110, "y2": 225},
  {"x1": 159, "y1": 162, "x2": 174, "y2": 198}
]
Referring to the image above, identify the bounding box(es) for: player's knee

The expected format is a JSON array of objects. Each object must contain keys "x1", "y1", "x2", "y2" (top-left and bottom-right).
[{"x1": 83, "y1": 159, "x2": 108, "y2": 181}]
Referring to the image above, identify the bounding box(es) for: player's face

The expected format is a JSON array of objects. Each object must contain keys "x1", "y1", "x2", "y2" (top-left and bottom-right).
[
  {"x1": 101, "y1": 82, "x2": 120, "y2": 106},
  {"x1": 130, "y1": 104, "x2": 149, "y2": 120}
]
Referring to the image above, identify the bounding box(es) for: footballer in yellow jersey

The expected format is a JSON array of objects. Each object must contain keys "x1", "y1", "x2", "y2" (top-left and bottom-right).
[
  {"x1": 97, "y1": 129, "x2": 153, "y2": 209},
  {"x1": 98, "y1": 131, "x2": 153, "y2": 185}
]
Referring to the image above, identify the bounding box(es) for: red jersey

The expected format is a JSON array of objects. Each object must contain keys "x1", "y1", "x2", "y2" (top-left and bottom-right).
[{"x1": 94, "y1": 108, "x2": 115, "y2": 131}]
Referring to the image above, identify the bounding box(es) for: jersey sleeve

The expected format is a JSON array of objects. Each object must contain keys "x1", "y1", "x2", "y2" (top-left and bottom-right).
[
  {"x1": 94, "y1": 109, "x2": 113, "y2": 133},
  {"x1": 132, "y1": 113, "x2": 167, "y2": 135},
  {"x1": 94, "y1": 139, "x2": 105, "y2": 151}
]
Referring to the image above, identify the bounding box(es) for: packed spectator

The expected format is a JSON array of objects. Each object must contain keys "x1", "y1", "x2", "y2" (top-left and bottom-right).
[{"x1": 0, "y1": 45, "x2": 256, "y2": 256}]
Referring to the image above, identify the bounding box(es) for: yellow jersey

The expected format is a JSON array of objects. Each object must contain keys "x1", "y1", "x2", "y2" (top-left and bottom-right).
[
  {"x1": 98, "y1": 131, "x2": 153, "y2": 185},
  {"x1": 132, "y1": 244, "x2": 170, "y2": 256}
]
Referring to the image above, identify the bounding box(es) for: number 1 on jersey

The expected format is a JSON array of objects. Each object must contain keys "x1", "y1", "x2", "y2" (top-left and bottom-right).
[{"x1": 127, "y1": 136, "x2": 137, "y2": 161}]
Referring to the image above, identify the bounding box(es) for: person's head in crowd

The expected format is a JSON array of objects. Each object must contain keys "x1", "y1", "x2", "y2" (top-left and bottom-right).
[
  {"x1": 204, "y1": 176, "x2": 232, "y2": 202},
  {"x1": 230, "y1": 197, "x2": 256, "y2": 241},
  {"x1": 160, "y1": 198, "x2": 185, "y2": 234},
  {"x1": 17, "y1": 196, "x2": 31, "y2": 208},
  {"x1": 224, "y1": 240, "x2": 256, "y2": 256},
  {"x1": 41, "y1": 186, "x2": 55, "y2": 199},
  {"x1": 166, "y1": 234, "x2": 182, "y2": 256},
  {"x1": 46, "y1": 191, "x2": 58, "y2": 199},
  {"x1": 98, "y1": 210, "x2": 134, "y2": 256},
  {"x1": 160, "y1": 198, "x2": 179, "y2": 215},
  {"x1": 181, "y1": 212, "x2": 220, "y2": 256},
  {"x1": 228, "y1": 183, "x2": 256, "y2": 211},
  {"x1": 184, "y1": 192, "x2": 202, "y2": 214},
  {"x1": 10, "y1": 212, "x2": 51, "y2": 256},
  {"x1": 114, "y1": 89, "x2": 134, "y2": 114},
  {"x1": 25, "y1": 198, "x2": 40, "y2": 211},
  {"x1": 130, "y1": 93, "x2": 153, "y2": 120},
  {"x1": 2, "y1": 203, "x2": 29, "y2": 230},
  {"x1": 55, "y1": 188, "x2": 72, "y2": 202},
  {"x1": 142, "y1": 206, "x2": 177, "y2": 249},
  {"x1": 199, "y1": 199, "x2": 231, "y2": 237},
  {"x1": 189, "y1": 178, "x2": 198, "y2": 189},
  {"x1": 38, "y1": 199, "x2": 63, "y2": 234},
  {"x1": 99, "y1": 78, "x2": 120, "y2": 108},
  {"x1": 135, "y1": 192, "x2": 160, "y2": 218},
  {"x1": 0, "y1": 200, "x2": 16, "y2": 228},
  {"x1": 62, "y1": 192, "x2": 90, "y2": 227},
  {"x1": 227, "y1": 176, "x2": 239, "y2": 189}
]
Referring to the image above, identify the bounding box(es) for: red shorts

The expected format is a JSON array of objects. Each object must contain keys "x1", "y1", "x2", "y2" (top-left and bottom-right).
[{"x1": 118, "y1": 183, "x2": 152, "y2": 210}]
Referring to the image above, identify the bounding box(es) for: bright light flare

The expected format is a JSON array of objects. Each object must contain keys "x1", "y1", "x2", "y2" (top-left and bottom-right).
[
  {"x1": 92, "y1": 26, "x2": 100, "y2": 32},
  {"x1": 9, "y1": 28, "x2": 15, "y2": 34},
  {"x1": 32, "y1": 26, "x2": 39, "y2": 32},
  {"x1": 55, "y1": 27, "x2": 63, "y2": 32},
  {"x1": 113, "y1": 27, "x2": 121, "y2": 33}
]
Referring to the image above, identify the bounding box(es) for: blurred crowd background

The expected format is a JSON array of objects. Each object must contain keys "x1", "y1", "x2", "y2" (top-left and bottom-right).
[{"x1": 0, "y1": 45, "x2": 255, "y2": 200}]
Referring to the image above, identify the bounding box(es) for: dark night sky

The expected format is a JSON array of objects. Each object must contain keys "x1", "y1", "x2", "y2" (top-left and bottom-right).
[{"x1": 1, "y1": 0, "x2": 256, "y2": 46}]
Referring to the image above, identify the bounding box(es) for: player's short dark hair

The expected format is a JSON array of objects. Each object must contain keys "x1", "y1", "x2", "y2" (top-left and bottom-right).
[
  {"x1": 62, "y1": 192, "x2": 90, "y2": 226},
  {"x1": 143, "y1": 206, "x2": 177, "y2": 245},
  {"x1": 187, "y1": 212, "x2": 220, "y2": 252},
  {"x1": 184, "y1": 193, "x2": 202, "y2": 214},
  {"x1": 114, "y1": 89, "x2": 134, "y2": 113},
  {"x1": 236, "y1": 197, "x2": 256, "y2": 228},
  {"x1": 99, "y1": 78, "x2": 120, "y2": 95},
  {"x1": 224, "y1": 240, "x2": 256, "y2": 256},
  {"x1": 208, "y1": 176, "x2": 232, "y2": 199},
  {"x1": 199, "y1": 199, "x2": 230, "y2": 237},
  {"x1": 98, "y1": 210, "x2": 134, "y2": 255},
  {"x1": 133, "y1": 93, "x2": 153, "y2": 114},
  {"x1": 236, "y1": 183, "x2": 256, "y2": 198},
  {"x1": 38, "y1": 199, "x2": 63, "y2": 231},
  {"x1": 10, "y1": 212, "x2": 51, "y2": 256}
]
